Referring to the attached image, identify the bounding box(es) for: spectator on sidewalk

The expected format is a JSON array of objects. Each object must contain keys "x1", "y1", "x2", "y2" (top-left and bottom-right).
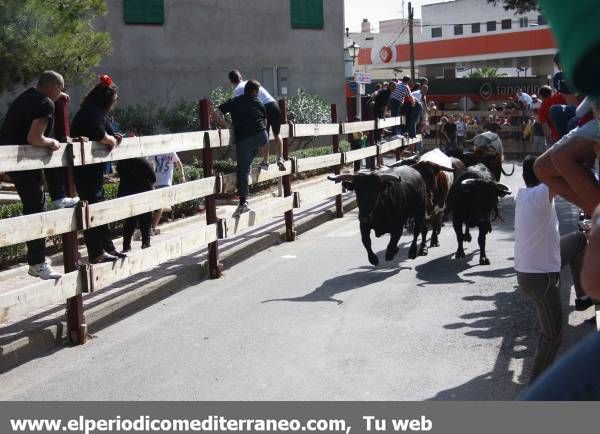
[
  {"x1": 455, "y1": 115, "x2": 466, "y2": 149},
  {"x1": 151, "y1": 152, "x2": 186, "y2": 234},
  {"x1": 520, "y1": 203, "x2": 600, "y2": 401},
  {"x1": 72, "y1": 75, "x2": 127, "y2": 264},
  {"x1": 216, "y1": 80, "x2": 268, "y2": 218},
  {"x1": 531, "y1": 112, "x2": 546, "y2": 155},
  {"x1": 514, "y1": 155, "x2": 562, "y2": 384},
  {"x1": 228, "y1": 70, "x2": 285, "y2": 171},
  {"x1": 117, "y1": 158, "x2": 156, "y2": 251},
  {"x1": 0, "y1": 71, "x2": 74, "y2": 279}
]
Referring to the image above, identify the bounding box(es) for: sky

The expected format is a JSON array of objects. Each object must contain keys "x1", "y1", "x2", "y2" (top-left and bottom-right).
[{"x1": 344, "y1": 0, "x2": 454, "y2": 33}]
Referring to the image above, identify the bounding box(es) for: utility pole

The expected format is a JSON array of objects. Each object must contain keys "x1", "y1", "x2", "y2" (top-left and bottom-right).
[{"x1": 408, "y1": 1, "x2": 415, "y2": 81}]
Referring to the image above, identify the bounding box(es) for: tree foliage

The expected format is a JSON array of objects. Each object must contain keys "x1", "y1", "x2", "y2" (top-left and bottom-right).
[
  {"x1": 0, "y1": 0, "x2": 111, "y2": 93},
  {"x1": 467, "y1": 67, "x2": 508, "y2": 78},
  {"x1": 487, "y1": 0, "x2": 538, "y2": 14}
]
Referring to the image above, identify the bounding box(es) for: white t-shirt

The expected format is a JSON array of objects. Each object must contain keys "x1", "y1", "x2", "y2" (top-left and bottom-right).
[
  {"x1": 531, "y1": 99, "x2": 542, "y2": 110},
  {"x1": 154, "y1": 153, "x2": 180, "y2": 187},
  {"x1": 412, "y1": 90, "x2": 424, "y2": 104},
  {"x1": 514, "y1": 184, "x2": 561, "y2": 273},
  {"x1": 233, "y1": 81, "x2": 276, "y2": 105},
  {"x1": 518, "y1": 92, "x2": 533, "y2": 108},
  {"x1": 456, "y1": 121, "x2": 466, "y2": 136}
]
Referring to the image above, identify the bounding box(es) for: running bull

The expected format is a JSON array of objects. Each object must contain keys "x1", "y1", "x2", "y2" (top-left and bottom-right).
[
  {"x1": 446, "y1": 163, "x2": 511, "y2": 265},
  {"x1": 328, "y1": 167, "x2": 428, "y2": 266},
  {"x1": 390, "y1": 149, "x2": 459, "y2": 249}
]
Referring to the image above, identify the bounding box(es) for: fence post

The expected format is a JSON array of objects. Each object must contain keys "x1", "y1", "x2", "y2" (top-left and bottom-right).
[
  {"x1": 279, "y1": 99, "x2": 296, "y2": 241},
  {"x1": 199, "y1": 99, "x2": 223, "y2": 279},
  {"x1": 55, "y1": 95, "x2": 87, "y2": 345},
  {"x1": 330, "y1": 104, "x2": 344, "y2": 218}
]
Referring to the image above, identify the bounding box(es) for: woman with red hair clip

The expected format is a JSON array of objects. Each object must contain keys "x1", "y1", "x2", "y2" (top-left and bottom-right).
[{"x1": 72, "y1": 75, "x2": 127, "y2": 263}]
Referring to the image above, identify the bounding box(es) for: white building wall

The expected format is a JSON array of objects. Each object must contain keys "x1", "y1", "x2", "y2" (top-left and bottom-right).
[{"x1": 420, "y1": 0, "x2": 547, "y2": 42}]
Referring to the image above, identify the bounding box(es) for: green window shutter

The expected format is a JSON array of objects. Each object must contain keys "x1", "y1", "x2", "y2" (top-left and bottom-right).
[
  {"x1": 291, "y1": 0, "x2": 324, "y2": 29},
  {"x1": 124, "y1": 0, "x2": 164, "y2": 25}
]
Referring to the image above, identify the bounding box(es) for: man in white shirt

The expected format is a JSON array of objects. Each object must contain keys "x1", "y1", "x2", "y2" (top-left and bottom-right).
[
  {"x1": 517, "y1": 89, "x2": 533, "y2": 110},
  {"x1": 228, "y1": 70, "x2": 286, "y2": 171},
  {"x1": 515, "y1": 155, "x2": 562, "y2": 384}
]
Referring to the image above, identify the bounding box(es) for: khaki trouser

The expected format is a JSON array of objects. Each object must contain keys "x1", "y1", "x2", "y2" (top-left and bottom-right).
[{"x1": 517, "y1": 271, "x2": 562, "y2": 384}]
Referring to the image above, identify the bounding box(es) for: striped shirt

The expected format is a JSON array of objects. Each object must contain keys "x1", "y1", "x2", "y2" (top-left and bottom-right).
[{"x1": 391, "y1": 82, "x2": 412, "y2": 102}]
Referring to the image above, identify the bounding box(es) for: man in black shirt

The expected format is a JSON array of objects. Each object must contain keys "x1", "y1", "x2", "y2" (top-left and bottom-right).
[
  {"x1": 0, "y1": 71, "x2": 68, "y2": 279},
  {"x1": 216, "y1": 80, "x2": 268, "y2": 217}
]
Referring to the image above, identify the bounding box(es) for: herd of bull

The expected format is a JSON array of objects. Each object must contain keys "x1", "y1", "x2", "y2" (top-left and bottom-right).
[{"x1": 328, "y1": 146, "x2": 515, "y2": 267}]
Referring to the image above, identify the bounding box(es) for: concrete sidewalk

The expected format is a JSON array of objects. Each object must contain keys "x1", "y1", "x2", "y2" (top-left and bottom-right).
[{"x1": 0, "y1": 176, "x2": 357, "y2": 372}]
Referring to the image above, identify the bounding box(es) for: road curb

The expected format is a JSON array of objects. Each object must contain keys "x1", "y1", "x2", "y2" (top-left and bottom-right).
[{"x1": 0, "y1": 197, "x2": 357, "y2": 373}]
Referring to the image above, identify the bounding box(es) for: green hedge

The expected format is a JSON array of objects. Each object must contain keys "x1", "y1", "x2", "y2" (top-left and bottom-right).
[{"x1": 0, "y1": 140, "x2": 352, "y2": 264}]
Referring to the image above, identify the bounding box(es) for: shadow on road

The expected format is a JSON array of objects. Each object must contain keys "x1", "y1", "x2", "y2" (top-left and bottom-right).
[
  {"x1": 463, "y1": 266, "x2": 516, "y2": 279},
  {"x1": 262, "y1": 268, "x2": 403, "y2": 305},
  {"x1": 414, "y1": 252, "x2": 477, "y2": 287}
]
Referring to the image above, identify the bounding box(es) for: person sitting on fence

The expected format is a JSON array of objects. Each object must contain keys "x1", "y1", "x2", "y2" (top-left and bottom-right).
[
  {"x1": 72, "y1": 75, "x2": 127, "y2": 264},
  {"x1": 117, "y1": 157, "x2": 156, "y2": 251},
  {"x1": 216, "y1": 80, "x2": 268, "y2": 218},
  {"x1": 0, "y1": 71, "x2": 74, "y2": 279},
  {"x1": 534, "y1": 98, "x2": 600, "y2": 216},
  {"x1": 373, "y1": 82, "x2": 392, "y2": 143},
  {"x1": 151, "y1": 152, "x2": 186, "y2": 234},
  {"x1": 228, "y1": 70, "x2": 285, "y2": 172},
  {"x1": 389, "y1": 76, "x2": 414, "y2": 137}
]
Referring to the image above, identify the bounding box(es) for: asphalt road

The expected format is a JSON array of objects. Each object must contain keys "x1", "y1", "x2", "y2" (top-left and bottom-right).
[{"x1": 0, "y1": 163, "x2": 594, "y2": 400}]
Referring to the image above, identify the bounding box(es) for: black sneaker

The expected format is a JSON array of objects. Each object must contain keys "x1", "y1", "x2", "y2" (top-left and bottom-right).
[
  {"x1": 575, "y1": 297, "x2": 594, "y2": 311},
  {"x1": 277, "y1": 158, "x2": 286, "y2": 171}
]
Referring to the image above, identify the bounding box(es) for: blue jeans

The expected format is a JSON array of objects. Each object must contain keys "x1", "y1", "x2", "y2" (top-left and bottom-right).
[
  {"x1": 236, "y1": 130, "x2": 268, "y2": 203},
  {"x1": 390, "y1": 98, "x2": 402, "y2": 136},
  {"x1": 520, "y1": 331, "x2": 600, "y2": 400},
  {"x1": 549, "y1": 105, "x2": 577, "y2": 138},
  {"x1": 407, "y1": 102, "x2": 423, "y2": 138}
]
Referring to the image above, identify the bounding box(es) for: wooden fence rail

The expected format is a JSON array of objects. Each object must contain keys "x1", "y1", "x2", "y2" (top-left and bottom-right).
[{"x1": 0, "y1": 99, "x2": 418, "y2": 344}]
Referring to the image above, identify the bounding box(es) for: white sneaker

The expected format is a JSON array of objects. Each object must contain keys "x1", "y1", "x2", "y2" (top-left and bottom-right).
[
  {"x1": 28, "y1": 262, "x2": 62, "y2": 280},
  {"x1": 52, "y1": 196, "x2": 80, "y2": 209},
  {"x1": 232, "y1": 203, "x2": 251, "y2": 218}
]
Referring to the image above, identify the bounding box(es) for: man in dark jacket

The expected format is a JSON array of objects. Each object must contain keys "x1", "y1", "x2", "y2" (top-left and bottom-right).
[{"x1": 215, "y1": 80, "x2": 268, "y2": 217}]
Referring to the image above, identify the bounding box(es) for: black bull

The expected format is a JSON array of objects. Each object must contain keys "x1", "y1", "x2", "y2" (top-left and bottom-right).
[
  {"x1": 446, "y1": 164, "x2": 511, "y2": 265},
  {"x1": 328, "y1": 166, "x2": 428, "y2": 266}
]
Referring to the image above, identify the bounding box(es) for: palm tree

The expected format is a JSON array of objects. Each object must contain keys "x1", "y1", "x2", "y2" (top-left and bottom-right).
[{"x1": 466, "y1": 67, "x2": 508, "y2": 78}]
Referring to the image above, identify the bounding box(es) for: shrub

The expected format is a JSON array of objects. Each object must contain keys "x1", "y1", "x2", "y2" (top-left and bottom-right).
[
  {"x1": 158, "y1": 100, "x2": 199, "y2": 133},
  {"x1": 285, "y1": 88, "x2": 331, "y2": 124},
  {"x1": 113, "y1": 104, "x2": 160, "y2": 136}
]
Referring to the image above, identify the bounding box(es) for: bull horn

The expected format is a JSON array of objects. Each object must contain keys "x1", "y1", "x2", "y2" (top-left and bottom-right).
[
  {"x1": 379, "y1": 173, "x2": 400, "y2": 183},
  {"x1": 327, "y1": 174, "x2": 355, "y2": 182},
  {"x1": 461, "y1": 178, "x2": 478, "y2": 186},
  {"x1": 501, "y1": 163, "x2": 515, "y2": 176},
  {"x1": 386, "y1": 160, "x2": 405, "y2": 168},
  {"x1": 496, "y1": 183, "x2": 511, "y2": 194}
]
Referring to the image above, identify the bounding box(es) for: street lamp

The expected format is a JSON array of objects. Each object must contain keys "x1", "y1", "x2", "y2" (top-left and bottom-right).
[{"x1": 349, "y1": 42, "x2": 361, "y2": 65}]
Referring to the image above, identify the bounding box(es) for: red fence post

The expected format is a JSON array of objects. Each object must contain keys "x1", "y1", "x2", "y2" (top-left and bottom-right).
[
  {"x1": 55, "y1": 95, "x2": 86, "y2": 345},
  {"x1": 279, "y1": 99, "x2": 296, "y2": 241},
  {"x1": 331, "y1": 104, "x2": 344, "y2": 218},
  {"x1": 199, "y1": 99, "x2": 223, "y2": 279}
]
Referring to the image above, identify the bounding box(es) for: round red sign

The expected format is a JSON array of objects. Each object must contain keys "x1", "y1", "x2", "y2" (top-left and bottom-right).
[{"x1": 379, "y1": 46, "x2": 393, "y2": 63}]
